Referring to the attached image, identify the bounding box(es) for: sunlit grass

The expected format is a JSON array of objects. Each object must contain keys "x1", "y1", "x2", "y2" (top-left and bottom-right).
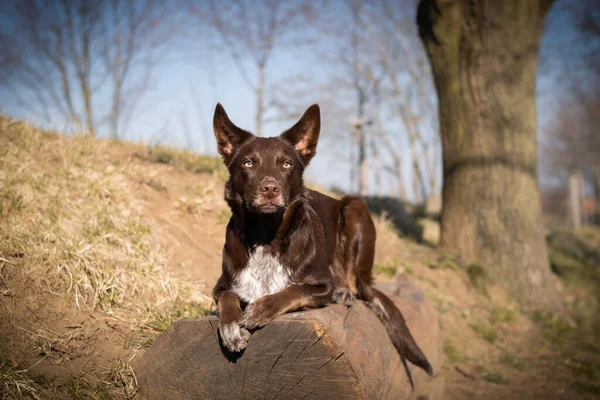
[{"x1": 0, "y1": 116, "x2": 183, "y2": 313}]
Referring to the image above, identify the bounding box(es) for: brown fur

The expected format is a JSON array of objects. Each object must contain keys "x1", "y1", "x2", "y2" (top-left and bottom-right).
[{"x1": 211, "y1": 103, "x2": 432, "y2": 387}]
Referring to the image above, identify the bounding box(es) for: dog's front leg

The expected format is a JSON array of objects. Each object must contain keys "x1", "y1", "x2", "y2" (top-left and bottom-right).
[
  {"x1": 214, "y1": 276, "x2": 250, "y2": 352},
  {"x1": 242, "y1": 201, "x2": 333, "y2": 329},
  {"x1": 242, "y1": 283, "x2": 332, "y2": 329}
]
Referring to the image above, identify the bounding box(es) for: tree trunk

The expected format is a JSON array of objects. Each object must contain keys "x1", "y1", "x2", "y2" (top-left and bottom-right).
[
  {"x1": 417, "y1": 0, "x2": 562, "y2": 312},
  {"x1": 394, "y1": 156, "x2": 409, "y2": 200},
  {"x1": 82, "y1": 82, "x2": 95, "y2": 137},
  {"x1": 357, "y1": 87, "x2": 368, "y2": 196},
  {"x1": 568, "y1": 170, "x2": 583, "y2": 228},
  {"x1": 256, "y1": 61, "x2": 266, "y2": 137},
  {"x1": 358, "y1": 127, "x2": 368, "y2": 196},
  {"x1": 111, "y1": 84, "x2": 121, "y2": 139},
  {"x1": 371, "y1": 138, "x2": 382, "y2": 196},
  {"x1": 594, "y1": 166, "x2": 600, "y2": 224},
  {"x1": 78, "y1": 7, "x2": 95, "y2": 137}
]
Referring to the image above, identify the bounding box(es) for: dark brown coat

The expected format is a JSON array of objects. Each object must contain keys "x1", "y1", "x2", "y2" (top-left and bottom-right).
[{"x1": 211, "y1": 103, "x2": 432, "y2": 388}]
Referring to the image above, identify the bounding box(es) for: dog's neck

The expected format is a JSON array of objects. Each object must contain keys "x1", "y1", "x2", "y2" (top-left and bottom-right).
[
  {"x1": 225, "y1": 179, "x2": 309, "y2": 247},
  {"x1": 242, "y1": 210, "x2": 283, "y2": 246}
]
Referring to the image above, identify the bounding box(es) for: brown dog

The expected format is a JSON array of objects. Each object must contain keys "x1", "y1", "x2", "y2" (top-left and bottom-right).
[{"x1": 212, "y1": 103, "x2": 432, "y2": 387}]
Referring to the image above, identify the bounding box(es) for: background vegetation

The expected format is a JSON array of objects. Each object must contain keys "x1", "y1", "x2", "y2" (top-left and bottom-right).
[{"x1": 0, "y1": 0, "x2": 599, "y2": 398}]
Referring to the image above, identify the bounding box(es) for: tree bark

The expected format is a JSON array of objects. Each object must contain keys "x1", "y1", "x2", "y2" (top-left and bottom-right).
[
  {"x1": 568, "y1": 170, "x2": 583, "y2": 228},
  {"x1": 594, "y1": 166, "x2": 600, "y2": 224},
  {"x1": 356, "y1": 85, "x2": 368, "y2": 196},
  {"x1": 371, "y1": 138, "x2": 383, "y2": 196},
  {"x1": 256, "y1": 61, "x2": 266, "y2": 137},
  {"x1": 394, "y1": 156, "x2": 409, "y2": 200},
  {"x1": 358, "y1": 126, "x2": 368, "y2": 196},
  {"x1": 417, "y1": 0, "x2": 562, "y2": 311}
]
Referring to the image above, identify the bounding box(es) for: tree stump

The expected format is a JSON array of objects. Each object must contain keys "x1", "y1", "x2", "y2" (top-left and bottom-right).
[{"x1": 134, "y1": 281, "x2": 444, "y2": 399}]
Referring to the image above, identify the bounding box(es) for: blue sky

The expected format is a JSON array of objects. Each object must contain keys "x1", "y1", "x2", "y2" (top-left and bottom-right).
[{"x1": 0, "y1": 0, "x2": 593, "y2": 197}]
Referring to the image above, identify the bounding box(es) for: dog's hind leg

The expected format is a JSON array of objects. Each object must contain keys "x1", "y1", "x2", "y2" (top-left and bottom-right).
[
  {"x1": 341, "y1": 196, "x2": 433, "y2": 387},
  {"x1": 340, "y1": 196, "x2": 377, "y2": 302}
]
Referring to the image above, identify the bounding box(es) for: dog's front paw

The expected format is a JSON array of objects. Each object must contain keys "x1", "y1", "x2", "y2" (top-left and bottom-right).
[
  {"x1": 332, "y1": 287, "x2": 355, "y2": 307},
  {"x1": 219, "y1": 322, "x2": 251, "y2": 352},
  {"x1": 241, "y1": 298, "x2": 278, "y2": 330}
]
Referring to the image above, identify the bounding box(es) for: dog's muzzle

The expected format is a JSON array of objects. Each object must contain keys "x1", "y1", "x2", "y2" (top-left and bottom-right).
[{"x1": 253, "y1": 176, "x2": 284, "y2": 210}]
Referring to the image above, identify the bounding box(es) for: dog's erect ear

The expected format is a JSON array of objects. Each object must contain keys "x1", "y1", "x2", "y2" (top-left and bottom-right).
[
  {"x1": 280, "y1": 104, "x2": 320, "y2": 166},
  {"x1": 213, "y1": 103, "x2": 253, "y2": 164}
]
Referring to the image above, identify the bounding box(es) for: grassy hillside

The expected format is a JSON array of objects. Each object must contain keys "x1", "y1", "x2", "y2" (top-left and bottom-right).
[
  {"x1": 0, "y1": 117, "x2": 220, "y2": 398},
  {"x1": 1, "y1": 115, "x2": 599, "y2": 399}
]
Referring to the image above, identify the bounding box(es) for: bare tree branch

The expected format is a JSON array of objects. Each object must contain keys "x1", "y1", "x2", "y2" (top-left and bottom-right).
[
  {"x1": 196, "y1": 0, "x2": 313, "y2": 136},
  {"x1": 0, "y1": 0, "x2": 182, "y2": 137}
]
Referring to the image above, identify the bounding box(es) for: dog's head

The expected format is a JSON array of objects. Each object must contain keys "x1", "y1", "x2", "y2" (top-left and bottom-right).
[{"x1": 213, "y1": 103, "x2": 320, "y2": 214}]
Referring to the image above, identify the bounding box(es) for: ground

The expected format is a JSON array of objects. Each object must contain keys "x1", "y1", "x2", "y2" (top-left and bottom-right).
[{"x1": 0, "y1": 116, "x2": 599, "y2": 399}]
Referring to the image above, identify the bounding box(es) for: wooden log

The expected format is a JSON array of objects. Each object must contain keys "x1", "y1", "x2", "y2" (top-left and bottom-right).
[{"x1": 134, "y1": 281, "x2": 444, "y2": 400}]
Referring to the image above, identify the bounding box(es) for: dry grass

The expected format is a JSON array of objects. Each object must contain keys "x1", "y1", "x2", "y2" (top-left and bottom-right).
[
  {"x1": 146, "y1": 145, "x2": 227, "y2": 180},
  {"x1": 0, "y1": 116, "x2": 213, "y2": 398},
  {"x1": 0, "y1": 116, "x2": 182, "y2": 313},
  {"x1": 1, "y1": 357, "x2": 50, "y2": 400},
  {"x1": 175, "y1": 182, "x2": 225, "y2": 220},
  {"x1": 105, "y1": 358, "x2": 138, "y2": 399},
  {"x1": 3, "y1": 114, "x2": 600, "y2": 399}
]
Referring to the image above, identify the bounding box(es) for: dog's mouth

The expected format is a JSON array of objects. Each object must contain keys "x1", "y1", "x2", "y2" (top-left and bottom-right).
[{"x1": 252, "y1": 197, "x2": 285, "y2": 213}]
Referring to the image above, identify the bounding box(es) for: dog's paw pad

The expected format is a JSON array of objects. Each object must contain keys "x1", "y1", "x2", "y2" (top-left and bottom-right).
[
  {"x1": 220, "y1": 323, "x2": 249, "y2": 352},
  {"x1": 333, "y1": 288, "x2": 355, "y2": 307}
]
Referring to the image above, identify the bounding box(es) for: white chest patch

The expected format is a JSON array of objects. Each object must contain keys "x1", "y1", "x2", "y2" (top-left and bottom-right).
[{"x1": 232, "y1": 246, "x2": 291, "y2": 304}]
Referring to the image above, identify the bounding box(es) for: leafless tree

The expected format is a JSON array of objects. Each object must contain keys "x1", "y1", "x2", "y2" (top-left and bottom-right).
[
  {"x1": 303, "y1": 0, "x2": 440, "y2": 201},
  {"x1": 362, "y1": 0, "x2": 440, "y2": 203},
  {"x1": 539, "y1": 0, "x2": 600, "y2": 211},
  {"x1": 196, "y1": 0, "x2": 312, "y2": 137},
  {"x1": 100, "y1": 0, "x2": 183, "y2": 138},
  {"x1": 348, "y1": 1, "x2": 372, "y2": 196},
  {"x1": 178, "y1": 82, "x2": 214, "y2": 152},
  {"x1": 0, "y1": 0, "x2": 182, "y2": 137}
]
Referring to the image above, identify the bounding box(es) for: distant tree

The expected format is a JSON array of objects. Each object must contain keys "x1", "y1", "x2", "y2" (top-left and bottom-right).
[
  {"x1": 280, "y1": 0, "x2": 440, "y2": 201},
  {"x1": 363, "y1": 0, "x2": 440, "y2": 203},
  {"x1": 539, "y1": 0, "x2": 600, "y2": 210},
  {"x1": 197, "y1": 0, "x2": 311, "y2": 137},
  {"x1": 348, "y1": 0, "x2": 371, "y2": 196},
  {"x1": 541, "y1": 95, "x2": 600, "y2": 200},
  {"x1": 0, "y1": 0, "x2": 181, "y2": 137},
  {"x1": 417, "y1": 0, "x2": 563, "y2": 311}
]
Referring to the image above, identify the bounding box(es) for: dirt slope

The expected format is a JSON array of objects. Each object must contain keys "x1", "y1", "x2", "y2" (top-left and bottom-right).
[{"x1": 1, "y1": 116, "x2": 599, "y2": 399}]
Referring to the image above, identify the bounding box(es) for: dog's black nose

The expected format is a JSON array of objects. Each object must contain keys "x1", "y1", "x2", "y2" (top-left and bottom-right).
[{"x1": 260, "y1": 177, "x2": 280, "y2": 198}]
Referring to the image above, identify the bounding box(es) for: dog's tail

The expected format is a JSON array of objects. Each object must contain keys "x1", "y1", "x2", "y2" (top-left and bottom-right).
[{"x1": 368, "y1": 286, "x2": 433, "y2": 389}]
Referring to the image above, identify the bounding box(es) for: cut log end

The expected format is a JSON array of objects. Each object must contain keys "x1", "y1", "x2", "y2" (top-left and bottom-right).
[{"x1": 135, "y1": 281, "x2": 444, "y2": 400}]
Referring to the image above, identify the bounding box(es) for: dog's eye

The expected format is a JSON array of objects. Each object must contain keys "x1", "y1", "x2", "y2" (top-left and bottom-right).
[
  {"x1": 243, "y1": 160, "x2": 254, "y2": 168},
  {"x1": 282, "y1": 161, "x2": 293, "y2": 169}
]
